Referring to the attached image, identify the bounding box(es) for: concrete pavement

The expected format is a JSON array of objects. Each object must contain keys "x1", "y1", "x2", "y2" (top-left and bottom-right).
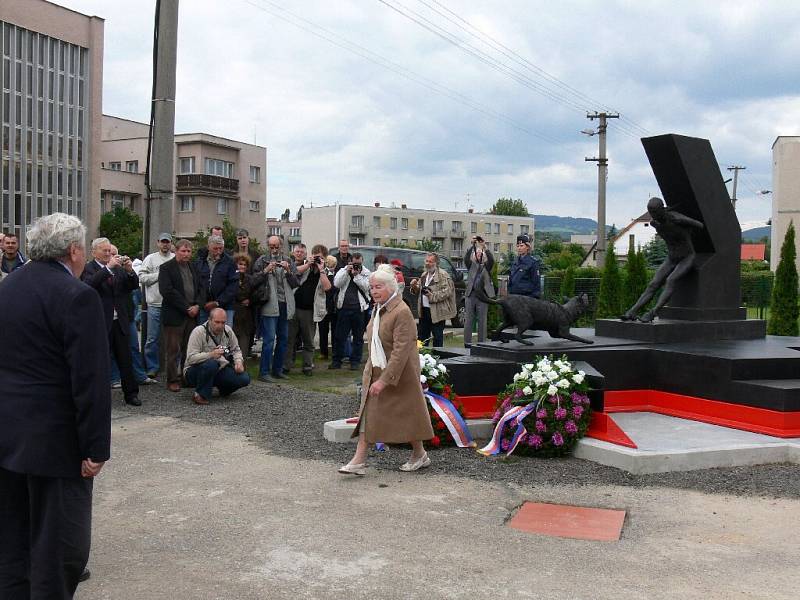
[{"x1": 77, "y1": 411, "x2": 800, "y2": 599}]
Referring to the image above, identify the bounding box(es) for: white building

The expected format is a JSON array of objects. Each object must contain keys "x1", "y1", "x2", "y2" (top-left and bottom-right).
[{"x1": 771, "y1": 136, "x2": 800, "y2": 272}]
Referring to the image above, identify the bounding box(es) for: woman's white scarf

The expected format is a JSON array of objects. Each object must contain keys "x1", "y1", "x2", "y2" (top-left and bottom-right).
[{"x1": 370, "y1": 291, "x2": 397, "y2": 369}]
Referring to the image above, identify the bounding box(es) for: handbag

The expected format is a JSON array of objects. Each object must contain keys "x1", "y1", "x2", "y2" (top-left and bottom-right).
[{"x1": 251, "y1": 273, "x2": 271, "y2": 306}]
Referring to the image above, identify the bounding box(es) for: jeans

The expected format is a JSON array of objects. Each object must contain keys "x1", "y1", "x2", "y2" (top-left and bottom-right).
[
  {"x1": 164, "y1": 319, "x2": 195, "y2": 385},
  {"x1": 259, "y1": 302, "x2": 288, "y2": 376},
  {"x1": 132, "y1": 288, "x2": 142, "y2": 326},
  {"x1": 111, "y1": 321, "x2": 147, "y2": 384},
  {"x1": 185, "y1": 359, "x2": 251, "y2": 400},
  {"x1": 144, "y1": 305, "x2": 162, "y2": 375},
  {"x1": 286, "y1": 308, "x2": 315, "y2": 371},
  {"x1": 417, "y1": 307, "x2": 444, "y2": 347},
  {"x1": 463, "y1": 294, "x2": 488, "y2": 345},
  {"x1": 332, "y1": 308, "x2": 364, "y2": 366}
]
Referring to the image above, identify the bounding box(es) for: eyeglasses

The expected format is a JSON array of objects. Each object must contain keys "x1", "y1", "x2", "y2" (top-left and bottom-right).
[{"x1": 268, "y1": 245, "x2": 281, "y2": 249}]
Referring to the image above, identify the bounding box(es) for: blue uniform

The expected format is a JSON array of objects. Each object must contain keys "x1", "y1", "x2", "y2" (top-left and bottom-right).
[{"x1": 509, "y1": 254, "x2": 541, "y2": 297}]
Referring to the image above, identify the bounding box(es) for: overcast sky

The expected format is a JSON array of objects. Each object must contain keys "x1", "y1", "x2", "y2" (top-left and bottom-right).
[{"x1": 58, "y1": 0, "x2": 796, "y2": 229}]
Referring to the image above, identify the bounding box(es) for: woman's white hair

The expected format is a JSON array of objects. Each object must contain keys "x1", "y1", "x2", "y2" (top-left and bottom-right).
[
  {"x1": 27, "y1": 213, "x2": 86, "y2": 261},
  {"x1": 370, "y1": 264, "x2": 398, "y2": 292}
]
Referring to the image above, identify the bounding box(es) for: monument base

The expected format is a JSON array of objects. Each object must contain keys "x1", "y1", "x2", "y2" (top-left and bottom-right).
[{"x1": 595, "y1": 318, "x2": 766, "y2": 343}]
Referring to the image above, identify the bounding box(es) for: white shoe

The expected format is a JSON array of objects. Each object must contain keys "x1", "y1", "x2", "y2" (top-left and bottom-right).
[
  {"x1": 338, "y1": 462, "x2": 366, "y2": 476},
  {"x1": 399, "y1": 453, "x2": 431, "y2": 472},
  {"x1": 111, "y1": 382, "x2": 122, "y2": 389},
  {"x1": 142, "y1": 377, "x2": 159, "y2": 385}
]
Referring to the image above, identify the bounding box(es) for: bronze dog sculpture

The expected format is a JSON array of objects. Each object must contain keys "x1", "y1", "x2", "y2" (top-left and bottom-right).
[{"x1": 474, "y1": 286, "x2": 594, "y2": 345}]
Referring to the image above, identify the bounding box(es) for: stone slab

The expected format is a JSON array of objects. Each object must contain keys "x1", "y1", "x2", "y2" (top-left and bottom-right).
[
  {"x1": 508, "y1": 501, "x2": 626, "y2": 542},
  {"x1": 573, "y1": 412, "x2": 800, "y2": 474},
  {"x1": 595, "y1": 318, "x2": 766, "y2": 343}
]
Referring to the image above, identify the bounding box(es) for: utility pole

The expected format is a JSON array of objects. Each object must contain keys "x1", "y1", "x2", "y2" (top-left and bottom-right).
[
  {"x1": 727, "y1": 165, "x2": 746, "y2": 211},
  {"x1": 144, "y1": 0, "x2": 179, "y2": 252},
  {"x1": 584, "y1": 111, "x2": 619, "y2": 267}
]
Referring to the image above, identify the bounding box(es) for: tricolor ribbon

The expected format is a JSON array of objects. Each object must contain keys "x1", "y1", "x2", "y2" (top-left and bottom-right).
[
  {"x1": 478, "y1": 401, "x2": 539, "y2": 457},
  {"x1": 425, "y1": 390, "x2": 476, "y2": 448}
]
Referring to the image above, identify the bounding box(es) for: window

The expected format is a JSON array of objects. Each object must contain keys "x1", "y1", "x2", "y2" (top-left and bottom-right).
[
  {"x1": 269, "y1": 226, "x2": 281, "y2": 235},
  {"x1": 389, "y1": 238, "x2": 397, "y2": 246},
  {"x1": 471, "y1": 222, "x2": 477, "y2": 233},
  {"x1": 390, "y1": 217, "x2": 397, "y2": 229},
  {"x1": 373, "y1": 238, "x2": 381, "y2": 246},
  {"x1": 401, "y1": 218, "x2": 408, "y2": 230},
  {"x1": 111, "y1": 193, "x2": 124, "y2": 208},
  {"x1": 249, "y1": 165, "x2": 260, "y2": 183},
  {"x1": 249, "y1": 200, "x2": 260, "y2": 211},
  {"x1": 451, "y1": 221, "x2": 462, "y2": 232},
  {"x1": 520, "y1": 224, "x2": 530, "y2": 235},
  {"x1": 433, "y1": 220, "x2": 443, "y2": 233},
  {"x1": 494, "y1": 223, "x2": 500, "y2": 234},
  {"x1": 351, "y1": 215, "x2": 364, "y2": 228},
  {"x1": 373, "y1": 216, "x2": 380, "y2": 227},
  {"x1": 452, "y1": 238, "x2": 463, "y2": 252},
  {"x1": 109, "y1": 161, "x2": 121, "y2": 171},
  {"x1": 417, "y1": 218, "x2": 424, "y2": 230},
  {"x1": 484, "y1": 222, "x2": 491, "y2": 234},
  {"x1": 125, "y1": 160, "x2": 138, "y2": 173},
  {"x1": 507, "y1": 223, "x2": 514, "y2": 234},
  {"x1": 289, "y1": 227, "x2": 301, "y2": 237},
  {"x1": 400, "y1": 238, "x2": 408, "y2": 246},
  {"x1": 179, "y1": 156, "x2": 195, "y2": 174},
  {"x1": 349, "y1": 237, "x2": 361, "y2": 246},
  {"x1": 178, "y1": 195, "x2": 194, "y2": 212},
  {"x1": 204, "y1": 158, "x2": 233, "y2": 178},
  {"x1": 217, "y1": 198, "x2": 228, "y2": 215},
  {"x1": 494, "y1": 243, "x2": 500, "y2": 252}
]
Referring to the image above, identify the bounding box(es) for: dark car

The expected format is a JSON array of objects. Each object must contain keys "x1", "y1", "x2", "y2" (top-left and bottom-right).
[{"x1": 344, "y1": 246, "x2": 466, "y2": 327}]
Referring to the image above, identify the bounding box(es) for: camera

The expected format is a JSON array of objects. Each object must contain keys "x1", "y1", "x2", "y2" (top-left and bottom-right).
[
  {"x1": 474, "y1": 236, "x2": 483, "y2": 243},
  {"x1": 313, "y1": 255, "x2": 322, "y2": 265},
  {"x1": 351, "y1": 263, "x2": 362, "y2": 273},
  {"x1": 421, "y1": 285, "x2": 430, "y2": 295},
  {"x1": 220, "y1": 346, "x2": 235, "y2": 364}
]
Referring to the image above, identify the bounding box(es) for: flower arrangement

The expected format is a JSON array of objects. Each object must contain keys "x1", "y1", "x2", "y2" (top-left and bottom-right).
[
  {"x1": 484, "y1": 355, "x2": 591, "y2": 458},
  {"x1": 419, "y1": 348, "x2": 469, "y2": 448}
]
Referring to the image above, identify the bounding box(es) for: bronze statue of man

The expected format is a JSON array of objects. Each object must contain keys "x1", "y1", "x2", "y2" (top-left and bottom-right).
[{"x1": 622, "y1": 196, "x2": 704, "y2": 322}]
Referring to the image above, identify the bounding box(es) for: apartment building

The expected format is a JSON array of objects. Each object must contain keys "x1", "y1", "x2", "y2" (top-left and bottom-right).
[
  {"x1": 266, "y1": 215, "x2": 301, "y2": 255},
  {"x1": 302, "y1": 203, "x2": 535, "y2": 267},
  {"x1": 1, "y1": 0, "x2": 104, "y2": 243},
  {"x1": 101, "y1": 114, "x2": 267, "y2": 240}
]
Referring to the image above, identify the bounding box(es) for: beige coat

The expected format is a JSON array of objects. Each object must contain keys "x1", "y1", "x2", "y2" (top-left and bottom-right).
[
  {"x1": 412, "y1": 267, "x2": 457, "y2": 324},
  {"x1": 354, "y1": 294, "x2": 434, "y2": 444}
]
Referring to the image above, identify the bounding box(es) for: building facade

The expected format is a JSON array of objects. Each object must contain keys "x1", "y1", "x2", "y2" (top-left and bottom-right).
[
  {"x1": 101, "y1": 115, "x2": 267, "y2": 240},
  {"x1": 771, "y1": 136, "x2": 800, "y2": 273},
  {"x1": 1, "y1": 0, "x2": 103, "y2": 244},
  {"x1": 301, "y1": 203, "x2": 535, "y2": 267},
  {"x1": 266, "y1": 215, "x2": 301, "y2": 255}
]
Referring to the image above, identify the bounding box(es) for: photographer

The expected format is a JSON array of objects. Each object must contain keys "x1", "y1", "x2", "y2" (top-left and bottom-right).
[
  {"x1": 285, "y1": 244, "x2": 332, "y2": 376},
  {"x1": 331, "y1": 252, "x2": 371, "y2": 370},
  {"x1": 409, "y1": 252, "x2": 456, "y2": 347},
  {"x1": 463, "y1": 236, "x2": 495, "y2": 347},
  {"x1": 184, "y1": 308, "x2": 250, "y2": 405},
  {"x1": 252, "y1": 235, "x2": 299, "y2": 382}
]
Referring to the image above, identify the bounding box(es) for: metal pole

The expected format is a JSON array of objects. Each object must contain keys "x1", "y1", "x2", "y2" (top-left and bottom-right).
[
  {"x1": 147, "y1": 0, "x2": 179, "y2": 251},
  {"x1": 585, "y1": 112, "x2": 618, "y2": 267},
  {"x1": 728, "y1": 165, "x2": 745, "y2": 212}
]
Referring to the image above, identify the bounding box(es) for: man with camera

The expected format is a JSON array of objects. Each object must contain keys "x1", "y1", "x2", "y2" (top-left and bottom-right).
[
  {"x1": 331, "y1": 252, "x2": 370, "y2": 370},
  {"x1": 410, "y1": 252, "x2": 456, "y2": 347},
  {"x1": 252, "y1": 236, "x2": 299, "y2": 382},
  {"x1": 286, "y1": 244, "x2": 332, "y2": 376},
  {"x1": 463, "y1": 236, "x2": 495, "y2": 347},
  {"x1": 81, "y1": 237, "x2": 141, "y2": 406},
  {"x1": 183, "y1": 308, "x2": 250, "y2": 405}
]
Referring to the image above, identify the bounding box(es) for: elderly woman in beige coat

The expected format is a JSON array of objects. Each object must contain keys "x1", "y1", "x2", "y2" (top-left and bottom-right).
[{"x1": 339, "y1": 265, "x2": 434, "y2": 476}]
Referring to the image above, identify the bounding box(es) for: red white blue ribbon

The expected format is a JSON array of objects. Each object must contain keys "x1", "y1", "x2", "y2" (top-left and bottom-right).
[
  {"x1": 478, "y1": 402, "x2": 538, "y2": 457},
  {"x1": 425, "y1": 390, "x2": 476, "y2": 448}
]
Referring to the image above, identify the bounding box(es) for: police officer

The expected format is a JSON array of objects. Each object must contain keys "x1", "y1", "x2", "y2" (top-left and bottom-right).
[{"x1": 508, "y1": 234, "x2": 541, "y2": 298}]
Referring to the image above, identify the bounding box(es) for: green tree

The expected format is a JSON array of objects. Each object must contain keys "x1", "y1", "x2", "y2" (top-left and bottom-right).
[
  {"x1": 195, "y1": 216, "x2": 262, "y2": 256},
  {"x1": 489, "y1": 197, "x2": 528, "y2": 216},
  {"x1": 767, "y1": 221, "x2": 799, "y2": 335},
  {"x1": 642, "y1": 236, "x2": 668, "y2": 269},
  {"x1": 415, "y1": 237, "x2": 441, "y2": 253},
  {"x1": 623, "y1": 245, "x2": 649, "y2": 310},
  {"x1": 560, "y1": 264, "x2": 576, "y2": 298},
  {"x1": 596, "y1": 241, "x2": 623, "y2": 318},
  {"x1": 97, "y1": 206, "x2": 143, "y2": 258},
  {"x1": 383, "y1": 240, "x2": 410, "y2": 249}
]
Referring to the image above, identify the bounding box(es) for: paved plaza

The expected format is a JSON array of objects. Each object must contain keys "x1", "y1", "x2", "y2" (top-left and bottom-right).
[{"x1": 76, "y1": 382, "x2": 800, "y2": 600}]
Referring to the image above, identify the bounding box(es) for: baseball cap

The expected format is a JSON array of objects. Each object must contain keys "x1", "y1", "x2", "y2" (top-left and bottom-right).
[
  {"x1": 158, "y1": 233, "x2": 172, "y2": 242},
  {"x1": 516, "y1": 234, "x2": 531, "y2": 246}
]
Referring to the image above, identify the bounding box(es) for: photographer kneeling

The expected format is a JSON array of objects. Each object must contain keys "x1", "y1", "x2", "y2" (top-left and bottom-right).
[{"x1": 184, "y1": 308, "x2": 251, "y2": 405}]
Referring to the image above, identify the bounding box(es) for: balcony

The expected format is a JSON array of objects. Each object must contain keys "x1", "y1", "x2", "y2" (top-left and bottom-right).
[
  {"x1": 431, "y1": 228, "x2": 446, "y2": 239},
  {"x1": 287, "y1": 232, "x2": 302, "y2": 243},
  {"x1": 176, "y1": 174, "x2": 240, "y2": 197},
  {"x1": 449, "y1": 229, "x2": 465, "y2": 239},
  {"x1": 349, "y1": 224, "x2": 368, "y2": 236}
]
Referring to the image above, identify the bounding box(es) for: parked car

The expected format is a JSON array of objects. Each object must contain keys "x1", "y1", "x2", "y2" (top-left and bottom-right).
[{"x1": 345, "y1": 246, "x2": 466, "y2": 327}]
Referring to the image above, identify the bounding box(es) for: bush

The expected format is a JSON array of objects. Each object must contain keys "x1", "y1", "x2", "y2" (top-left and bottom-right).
[
  {"x1": 596, "y1": 241, "x2": 623, "y2": 318},
  {"x1": 768, "y1": 221, "x2": 799, "y2": 335},
  {"x1": 623, "y1": 247, "x2": 648, "y2": 311},
  {"x1": 97, "y1": 206, "x2": 143, "y2": 258}
]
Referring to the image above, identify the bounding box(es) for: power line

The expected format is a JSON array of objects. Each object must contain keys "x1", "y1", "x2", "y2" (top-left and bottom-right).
[{"x1": 242, "y1": 0, "x2": 562, "y2": 144}]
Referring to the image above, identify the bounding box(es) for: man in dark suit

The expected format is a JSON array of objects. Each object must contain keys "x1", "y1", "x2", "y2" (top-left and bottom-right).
[
  {"x1": 195, "y1": 235, "x2": 238, "y2": 326},
  {"x1": 82, "y1": 237, "x2": 141, "y2": 406},
  {"x1": 159, "y1": 239, "x2": 204, "y2": 392},
  {"x1": 0, "y1": 212, "x2": 111, "y2": 598}
]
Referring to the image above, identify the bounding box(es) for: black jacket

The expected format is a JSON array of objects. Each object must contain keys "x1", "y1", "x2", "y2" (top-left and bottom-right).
[
  {"x1": 158, "y1": 258, "x2": 205, "y2": 327},
  {"x1": 0, "y1": 260, "x2": 111, "y2": 478},
  {"x1": 194, "y1": 252, "x2": 239, "y2": 310},
  {"x1": 81, "y1": 260, "x2": 140, "y2": 334}
]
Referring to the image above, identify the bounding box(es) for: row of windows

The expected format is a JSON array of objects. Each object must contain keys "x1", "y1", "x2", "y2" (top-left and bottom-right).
[
  {"x1": 351, "y1": 214, "x2": 529, "y2": 235},
  {"x1": 2, "y1": 126, "x2": 85, "y2": 166},
  {"x1": 107, "y1": 161, "x2": 138, "y2": 173},
  {"x1": 2, "y1": 23, "x2": 88, "y2": 77},
  {"x1": 1, "y1": 191, "x2": 82, "y2": 227},
  {"x1": 365, "y1": 237, "x2": 513, "y2": 253},
  {"x1": 177, "y1": 156, "x2": 261, "y2": 183},
  {"x1": 176, "y1": 195, "x2": 260, "y2": 214}
]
